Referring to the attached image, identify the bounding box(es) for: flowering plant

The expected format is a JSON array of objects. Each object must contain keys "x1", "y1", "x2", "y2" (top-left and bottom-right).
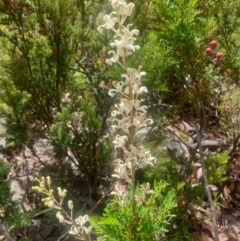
[
  {"x1": 32, "y1": 1, "x2": 176, "y2": 240},
  {"x1": 32, "y1": 177, "x2": 92, "y2": 241},
  {"x1": 98, "y1": 0, "x2": 156, "y2": 208},
  {"x1": 90, "y1": 1, "x2": 176, "y2": 240}
]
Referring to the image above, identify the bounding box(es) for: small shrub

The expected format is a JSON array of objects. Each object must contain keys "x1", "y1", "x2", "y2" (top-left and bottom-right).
[{"x1": 0, "y1": 160, "x2": 30, "y2": 237}]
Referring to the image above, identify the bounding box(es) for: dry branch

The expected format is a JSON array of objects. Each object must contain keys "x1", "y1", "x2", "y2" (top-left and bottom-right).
[{"x1": 0, "y1": 219, "x2": 15, "y2": 241}]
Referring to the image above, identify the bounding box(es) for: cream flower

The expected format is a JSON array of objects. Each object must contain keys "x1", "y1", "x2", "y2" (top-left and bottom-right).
[
  {"x1": 113, "y1": 135, "x2": 128, "y2": 148},
  {"x1": 124, "y1": 145, "x2": 138, "y2": 165},
  {"x1": 135, "y1": 183, "x2": 155, "y2": 206},
  {"x1": 112, "y1": 162, "x2": 130, "y2": 181},
  {"x1": 121, "y1": 68, "x2": 146, "y2": 85},
  {"x1": 69, "y1": 227, "x2": 79, "y2": 235},
  {"x1": 108, "y1": 81, "x2": 124, "y2": 97},
  {"x1": 110, "y1": 0, "x2": 124, "y2": 10},
  {"x1": 68, "y1": 215, "x2": 91, "y2": 237},
  {"x1": 110, "y1": 182, "x2": 129, "y2": 203},
  {"x1": 138, "y1": 148, "x2": 156, "y2": 168},
  {"x1": 144, "y1": 182, "x2": 155, "y2": 195},
  {"x1": 110, "y1": 27, "x2": 140, "y2": 57},
  {"x1": 112, "y1": 117, "x2": 132, "y2": 133},
  {"x1": 118, "y1": 99, "x2": 133, "y2": 115},
  {"x1": 118, "y1": 2, "x2": 135, "y2": 17},
  {"x1": 106, "y1": 50, "x2": 119, "y2": 65},
  {"x1": 97, "y1": 12, "x2": 117, "y2": 32},
  {"x1": 75, "y1": 215, "x2": 89, "y2": 227},
  {"x1": 111, "y1": 110, "x2": 121, "y2": 117},
  {"x1": 139, "y1": 86, "x2": 148, "y2": 94}
]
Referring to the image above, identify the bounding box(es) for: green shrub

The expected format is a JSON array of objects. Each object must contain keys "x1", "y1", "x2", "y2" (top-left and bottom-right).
[
  {"x1": 138, "y1": 0, "x2": 213, "y2": 117},
  {"x1": 0, "y1": 160, "x2": 30, "y2": 237},
  {"x1": 91, "y1": 181, "x2": 177, "y2": 241}
]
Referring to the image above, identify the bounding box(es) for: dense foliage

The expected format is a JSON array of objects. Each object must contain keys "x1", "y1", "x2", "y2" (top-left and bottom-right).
[
  {"x1": 0, "y1": 0, "x2": 113, "y2": 184},
  {"x1": 0, "y1": 160, "x2": 30, "y2": 237},
  {"x1": 0, "y1": 0, "x2": 240, "y2": 240}
]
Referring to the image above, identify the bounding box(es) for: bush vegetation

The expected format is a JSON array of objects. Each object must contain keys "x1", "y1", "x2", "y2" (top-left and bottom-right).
[{"x1": 0, "y1": 0, "x2": 239, "y2": 240}]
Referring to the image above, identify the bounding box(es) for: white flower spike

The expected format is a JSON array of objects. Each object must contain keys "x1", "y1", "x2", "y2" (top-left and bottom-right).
[{"x1": 98, "y1": 0, "x2": 156, "y2": 205}]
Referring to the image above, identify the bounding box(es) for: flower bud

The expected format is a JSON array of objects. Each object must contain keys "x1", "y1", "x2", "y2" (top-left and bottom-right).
[
  {"x1": 46, "y1": 176, "x2": 51, "y2": 187},
  {"x1": 32, "y1": 186, "x2": 42, "y2": 192},
  {"x1": 57, "y1": 187, "x2": 63, "y2": 197},
  {"x1": 41, "y1": 198, "x2": 46, "y2": 202},
  {"x1": 62, "y1": 189, "x2": 67, "y2": 198},
  {"x1": 34, "y1": 177, "x2": 40, "y2": 183},
  {"x1": 40, "y1": 181, "x2": 45, "y2": 189},
  {"x1": 56, "y1": 212, "x2": 64, "y2": 223},
  {"x1": 46, "y1": 200, "x2": 54, "y2": 208},
  {"x1": 68, "y1": 200, "x2": 74, "y2": 210},
  {"x1": 41, "y1": 176, "x2": 45, "y2": 184}
]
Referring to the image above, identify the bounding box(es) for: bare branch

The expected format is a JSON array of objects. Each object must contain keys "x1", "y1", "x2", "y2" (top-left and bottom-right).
[
  {"x1": 0, "y1": 219, "x2": 15, "y2": 241},
  {"x1": 195, "y1": 126, "x2": 220, "y2": 241}
]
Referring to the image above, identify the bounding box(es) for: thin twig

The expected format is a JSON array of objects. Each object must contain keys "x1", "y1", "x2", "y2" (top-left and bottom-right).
[
  {"x1": 229, "y1": 133, "x2": 240, "y2": 159},
  {"x1": 196, "y1": 126, "x2": 219, "y2": 241},
  {"x1": 193, "y1": 71, "x2": 219, "y2": 241},
  {"x1": 31, "y1": 208, "x2": 52, "y2": 219},
  {"x1": 88, "y1": 193, "x2": 106, "y2": 215},
  {"x1": 0, "y1": 219, "x2": 15, "y2": 241},
  {"x1": 21, "y1": 145, "x2": 30, "y2": 212},
  {"x1": 57, "y1": 229, "x2": 70, "y2": 241}
]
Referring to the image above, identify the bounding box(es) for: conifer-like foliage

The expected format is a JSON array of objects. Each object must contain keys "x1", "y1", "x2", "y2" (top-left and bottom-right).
[
  {"x1": 0, "y1": 0, "x2": 113, "y2": 183},
  {"x1": 0, "y1": 0, "x2": 99, "y2": 129},
  {"x1": 138, "y1": 0, "x2": 213, "y2": 116},
  {"x1": 91, "y1": 181, "x2": 176, "y2": 241},
  {"x1": 203, "y1": 0, "x2": 240, "y2": 84},
  {"x1": 0, "y1": 160, "x2": 30, "y2": 237}
]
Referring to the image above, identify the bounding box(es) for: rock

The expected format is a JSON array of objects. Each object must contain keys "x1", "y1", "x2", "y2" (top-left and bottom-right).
[
  {"x1": 0, "y1": 138, "x2": 5, "y2": 149},
  {"x1": 135, "y1": 126, "x2": 158, "y2": 145}
]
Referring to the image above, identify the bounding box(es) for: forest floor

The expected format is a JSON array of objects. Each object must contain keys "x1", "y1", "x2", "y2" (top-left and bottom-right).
[{"x1": 1, "y1": 120, "x2": 240, "y2": 241}]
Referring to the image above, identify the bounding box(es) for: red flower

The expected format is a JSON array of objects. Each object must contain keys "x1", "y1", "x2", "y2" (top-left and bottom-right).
[
  {"x1": 205, "y1": 47, "x2": 212, "y2": 56},
  {"x1": 216, "y1": 52, "x2": 223, "y2": 59},
  {"x1": 55, "y1": 29, "x2": 61, "y2": 35},
  {"x1": 210, "y1": 40, "x2": 217, "y2": 49}
]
